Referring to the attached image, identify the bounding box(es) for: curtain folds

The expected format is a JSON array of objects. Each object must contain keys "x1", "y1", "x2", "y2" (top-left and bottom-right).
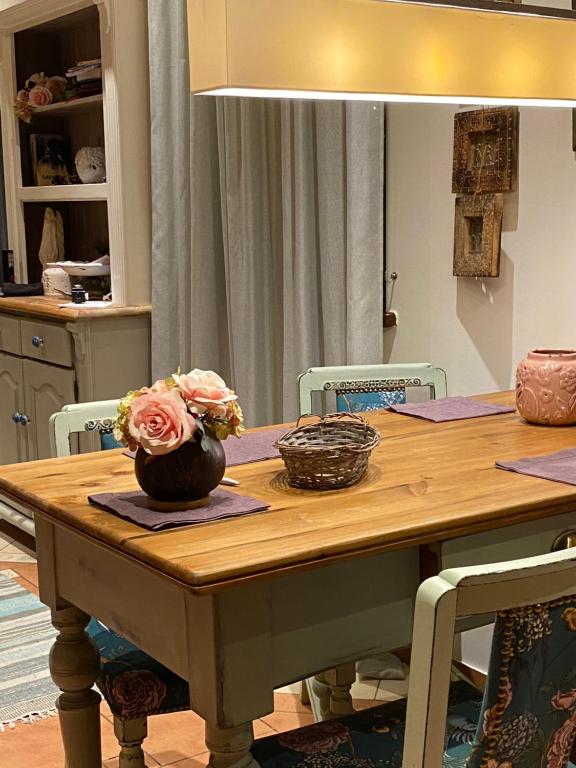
[{"x1": 148, "y1": 0, "x2": 385, "y2": 426}]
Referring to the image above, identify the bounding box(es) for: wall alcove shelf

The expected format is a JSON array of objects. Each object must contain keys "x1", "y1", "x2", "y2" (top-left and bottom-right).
[
  {"x1": 17, "y1": 183, "x2": 108, "y2": 202},
  {"x1": 30, "y1": 92, "x2": 102, "y2": 116}
]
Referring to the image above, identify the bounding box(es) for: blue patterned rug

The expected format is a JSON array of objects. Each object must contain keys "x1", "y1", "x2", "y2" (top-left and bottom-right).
[{"x1": 0, "y1": 570, "x2": 58, "y2": 729}]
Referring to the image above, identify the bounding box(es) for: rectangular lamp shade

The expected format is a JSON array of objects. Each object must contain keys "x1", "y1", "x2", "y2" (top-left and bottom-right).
[{"x1": 187, "y1": 0, "x2": 576, "y2": 106}]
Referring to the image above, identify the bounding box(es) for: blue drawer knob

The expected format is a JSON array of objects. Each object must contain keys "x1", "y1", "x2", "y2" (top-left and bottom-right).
[{"x1": 32, "y1": 336, "x2": 44, "y2": 348}]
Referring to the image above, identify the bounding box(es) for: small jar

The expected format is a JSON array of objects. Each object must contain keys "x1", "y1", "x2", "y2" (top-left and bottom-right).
[
  {"x1": 41, "y1": 266, "x2": 71, "y2": 296},
  {"x1": 71, "y1": 284, "x2": 87, "y2": 304},
  {"x1": 516, "y1": 349, "x2": 576, "y2": 425}
]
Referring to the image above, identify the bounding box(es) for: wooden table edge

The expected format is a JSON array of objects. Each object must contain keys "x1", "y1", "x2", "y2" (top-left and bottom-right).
[{"x1": 8, "y1": 487, "x2": 576, "y2": 595}]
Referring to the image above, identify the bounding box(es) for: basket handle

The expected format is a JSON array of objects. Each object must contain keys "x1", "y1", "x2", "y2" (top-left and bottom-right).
[{"x1": 296, "y1": 411, "x2": 368, "y2": 428}]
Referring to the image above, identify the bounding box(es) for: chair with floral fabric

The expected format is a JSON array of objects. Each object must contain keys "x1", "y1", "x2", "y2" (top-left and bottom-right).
[
  {"x1": 250, "y1": 548, "x2": 576, "y2": 768},
  {"x1": 50, "y1": 402, "x2": 194, "y2": 768}
]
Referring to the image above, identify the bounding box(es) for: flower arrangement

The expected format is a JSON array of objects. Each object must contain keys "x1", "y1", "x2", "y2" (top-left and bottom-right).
[
  {"x1": 114, "y1": 369, "x2": 244, "y2": 456},
  {"x1": 14, "y1": 73, "x2": 69, "y2": 123}
]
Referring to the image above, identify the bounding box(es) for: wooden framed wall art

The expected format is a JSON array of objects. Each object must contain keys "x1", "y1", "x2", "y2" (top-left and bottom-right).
[
  {"x1": 453, "y1": 193, "x2": 503, "y2": 277},
  {"x1": 452, "y1": 107, "x2": 519, "y2": 194}
]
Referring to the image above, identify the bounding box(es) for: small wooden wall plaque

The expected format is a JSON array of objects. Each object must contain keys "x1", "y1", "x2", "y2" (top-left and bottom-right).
[
  {"x1": 452, "y1": 108, "x2": 518, "y2": 194},
  {"x1": 453, "y1": 193, "x2": 503, "y2": 277}
]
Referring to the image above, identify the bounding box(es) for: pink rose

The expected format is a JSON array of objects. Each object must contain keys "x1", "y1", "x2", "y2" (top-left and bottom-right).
[
  {"x1": 128, "y1": 389, "x2": 196, "y2": 455},
  {"x1": 552, "y1": 689, "x2": 576, "y2": 711},
  {"x1": 547, "y1": 714, "x2": 576, "y2": 768},
  {"x1": 278, "y1": 721, "x2": 350, "y2": 754},
  {"x1": 174, "y1": 369, "x2": 237, "y2": 417},
  {"x1": 28, "y1": 85, "x2": 53, "y2": 107}
]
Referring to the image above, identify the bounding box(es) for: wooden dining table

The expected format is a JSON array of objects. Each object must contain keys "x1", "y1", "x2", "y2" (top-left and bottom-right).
[{"x1": 1, "y1": 391, "x2": 576, "y2": 768}]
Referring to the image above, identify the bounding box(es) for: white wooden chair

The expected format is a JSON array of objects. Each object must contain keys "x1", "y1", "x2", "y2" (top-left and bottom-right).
[
  {"x1": 251, "y1": 547, "x2": 576, "y2": 768},
  {"x1": 299, "y1": 363, "x2": 447, "y2": 708},
  {"x1": 49, "y1": 399, "x2": 121, "y2": 457},
  {"x1": 298, "y1": 363, "x2": 448, "y2": 416}
]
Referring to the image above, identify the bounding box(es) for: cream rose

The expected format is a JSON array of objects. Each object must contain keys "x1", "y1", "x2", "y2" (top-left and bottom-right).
[
  {"x1": 173, "y1": 369, "x2": 237, "y2": 417},
  {"x1": 128, "y1": 389, "x2": 196, "y2": 455}
]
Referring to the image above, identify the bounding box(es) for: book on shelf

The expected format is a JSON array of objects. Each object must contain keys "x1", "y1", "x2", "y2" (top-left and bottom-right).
[
  {"x1": 65, "y1": 58, "x2": 102, "y2": 83},
  {"x1": 29, "y1": 134, "x2": 72, "y2": 186}
]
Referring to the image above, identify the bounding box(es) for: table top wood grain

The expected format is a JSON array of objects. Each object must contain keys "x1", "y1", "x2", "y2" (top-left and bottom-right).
[{"x1": 1, "y1": 391, "x2": 576, "y2": 592}]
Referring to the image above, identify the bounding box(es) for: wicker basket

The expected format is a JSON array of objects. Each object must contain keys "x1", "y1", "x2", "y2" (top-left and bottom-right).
[{"x1": 275, "y1": 412, "x2": 380, "y2": 490}]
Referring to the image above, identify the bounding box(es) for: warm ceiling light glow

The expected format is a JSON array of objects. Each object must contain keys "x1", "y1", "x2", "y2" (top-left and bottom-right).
[{"x1": 187, "y1": 0, "x2": 576, "y2": 106}]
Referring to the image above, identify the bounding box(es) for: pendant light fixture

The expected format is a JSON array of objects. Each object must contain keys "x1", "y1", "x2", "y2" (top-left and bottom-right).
[{"x1": 187, "y1": 0, "x2": 576, "y2": 106}]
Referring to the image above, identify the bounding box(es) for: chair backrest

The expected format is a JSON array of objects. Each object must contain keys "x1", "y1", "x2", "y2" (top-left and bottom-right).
[
  {"x1": 49, "y1": 399, "x2": 121, "y2": 458},
  {"x1": 298, "y1": 363, "x2": 447, "y2": 415},
  {"x1": 403, "y1": 547, "x2": 576, "y2": 768}
]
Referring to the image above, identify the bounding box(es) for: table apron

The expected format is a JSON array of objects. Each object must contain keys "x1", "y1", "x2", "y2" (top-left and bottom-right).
[{"x1": 35, "y1": 515, "x2": 419, "y2": 725}]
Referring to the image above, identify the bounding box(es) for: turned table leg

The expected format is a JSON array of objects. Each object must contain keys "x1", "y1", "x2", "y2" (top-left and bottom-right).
[
  {"x1": 306, "y1": 662, "x2": 356, "y2": 721},
  {"x1": 205, "y1": 722, "x2": 260, "y2": 768},
  {"x1": 49, "y1": 606, "x2": 102, "y2": 768}
]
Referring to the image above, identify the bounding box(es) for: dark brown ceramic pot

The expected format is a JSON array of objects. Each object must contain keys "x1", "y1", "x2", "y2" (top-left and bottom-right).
[{"x1": 134, "y1": 429, "x2": 225, "y2": 507}]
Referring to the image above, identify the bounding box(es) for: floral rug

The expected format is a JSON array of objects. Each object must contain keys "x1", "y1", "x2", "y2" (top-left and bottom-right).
[
  {"x1": 0, "y1": 570, "x2": 58, "y2": 730},
  {"x1": 251, "y1": 680, "x2": 482, "y2": 768}
]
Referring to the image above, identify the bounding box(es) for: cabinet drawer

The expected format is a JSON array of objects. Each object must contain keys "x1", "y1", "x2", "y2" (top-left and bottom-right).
[
  {"x1": 0, "y1": 314, "x2": 22, "y2": 355},
  {"x1": 20, "y1": 319, "x2": 72, "y2": 367},
  {"x1": 441, "y1": 509, "x2": 576, "y2": 569}
]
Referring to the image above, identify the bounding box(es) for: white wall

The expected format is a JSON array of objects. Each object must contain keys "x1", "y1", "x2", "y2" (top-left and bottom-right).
[{"x1": 385, "y1": 103, "x2": 576, "y2": 395}]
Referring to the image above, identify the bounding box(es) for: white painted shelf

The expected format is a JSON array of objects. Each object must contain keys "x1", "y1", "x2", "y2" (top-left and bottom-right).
[
  {"x1": 18, "y1": 183, "x2": 108, "y2": 202},
  {"x1": 32, "y1": 93, "x2": 103, "y2": 117}
]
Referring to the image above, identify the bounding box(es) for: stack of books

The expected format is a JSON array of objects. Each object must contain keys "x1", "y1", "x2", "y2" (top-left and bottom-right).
[{"x1": 65, "y1": 58, "x2": 102, "y2": 97}]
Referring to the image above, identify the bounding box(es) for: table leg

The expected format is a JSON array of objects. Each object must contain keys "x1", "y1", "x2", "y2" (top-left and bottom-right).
[
  {"x1": 49, "y1": 606, "x2": 102, "y2": 768},
  {"x1": 205, "y1": 721, "x2": 260, "y2": 768},
  {"x1": 306, "y1": 662, "x2": 356, "y2": 721}
]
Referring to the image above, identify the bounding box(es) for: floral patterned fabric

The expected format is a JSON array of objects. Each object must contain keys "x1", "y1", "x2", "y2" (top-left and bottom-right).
[
  {"x1": 251, "y1": 680, "x2": 483, "y2": 768},
  {"x1": 465, "y1": 598, "x2": 576, "y2": 768},
  {"x1": 87, "y1": 618, "x2": 190, "y2": 720},
  {"x1": 335, "y1": 390, "x2": 406, "y2": 413}
]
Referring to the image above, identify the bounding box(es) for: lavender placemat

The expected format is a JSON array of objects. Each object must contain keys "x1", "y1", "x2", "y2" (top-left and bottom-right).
[
  {"x1": 496, "y1": 448, "x2": 576, "y2": 487},
  {"x1": 224, "y1": 428, "x2": 286, "y2": 465},
  {"x1": 88, "y1": 487, "x2": 270, "y2": 531},
  {"x1": 388, "y1": 396, "x2": 516, "y2": 423},
  {"x1": 123, "y1": 427, "x2": 287, "y2": 465}
]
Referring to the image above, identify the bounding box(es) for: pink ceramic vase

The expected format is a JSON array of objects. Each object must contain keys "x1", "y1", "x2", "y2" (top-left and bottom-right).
[{"x1": 516, "y1": 349, "x2": 576, "y2": 425}]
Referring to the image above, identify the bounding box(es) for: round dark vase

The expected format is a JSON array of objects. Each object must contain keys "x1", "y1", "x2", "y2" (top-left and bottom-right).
[{"x1": 134, "y1": 429, "x2": 225, "y2": 505}]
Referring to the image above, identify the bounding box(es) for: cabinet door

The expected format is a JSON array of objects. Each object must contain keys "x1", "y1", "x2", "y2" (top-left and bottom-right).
[
  {"x1": 23, "y1": 359, "x2": 76, "y2": 461},
  {"x1": 0, "y1": 353, "x2": 27, "y2": 464}
]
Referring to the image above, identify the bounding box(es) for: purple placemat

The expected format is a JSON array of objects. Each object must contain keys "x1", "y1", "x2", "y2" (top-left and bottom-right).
[
  {"x1": 224, "y1": 428, "x2": 286, "y2": 465},
  {"x1": 88, "y1": 487, "x2": 270, "y2": 531},
  {"x1": 123, "y1": 427, "x2": 287, "y2": 465},
  {"x1": 496, "y1": 448, "x2": 576, "y2": 486},
  {"x1": 388, "y1": 396, "x2": 516, "y2": 423}
]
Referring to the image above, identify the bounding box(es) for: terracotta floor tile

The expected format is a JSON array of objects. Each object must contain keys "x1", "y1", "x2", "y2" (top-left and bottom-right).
[
  {"x1": 163, "y1": 752, "x2": 209, "y2": 767},
  {"x1": 6, "y1": 561, "x2": 39, "y2": 586},
  {"x1": 260, "y1": 711, "x2": 315, "y2": 733},
  {"x1": 142, "y1": 709, "x2": 207, "y2": 765},
  {"x1": 352, "y1": 699, "x2": 382, "y2": 711},
  {"x1": 0, "y1": 716, "x2": 65, "y2": 768},
  {"x1": 273, "y1": 692, "x2": 312, "y2": 714},
  {"x1": 254, "y1": 719, "x2": 276, "y2": 738}
]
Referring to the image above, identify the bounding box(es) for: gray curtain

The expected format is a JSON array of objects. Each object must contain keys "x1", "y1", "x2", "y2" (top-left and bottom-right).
[{"x1": 148, "y1": 0, "x2": 385, "y2": 426}]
